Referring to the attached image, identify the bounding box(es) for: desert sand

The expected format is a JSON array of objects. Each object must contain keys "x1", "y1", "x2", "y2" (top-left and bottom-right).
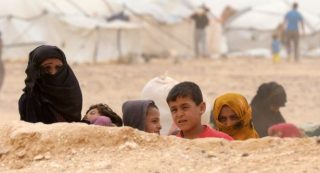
[
  {"x1": 0, "y1": 57, "x2": 320, "y2": 172},
  {"x1": 0, "y1": 121, "x2": 319, "y2": 172}
]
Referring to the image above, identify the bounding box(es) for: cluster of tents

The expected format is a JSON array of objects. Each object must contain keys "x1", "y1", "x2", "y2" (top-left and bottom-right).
[{"x1": 1, "y1": 0, "x2": 320, "y2": 63}]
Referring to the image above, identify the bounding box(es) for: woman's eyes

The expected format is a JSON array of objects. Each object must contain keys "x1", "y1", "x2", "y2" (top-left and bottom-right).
[
  {"x1": 219, "y1": 117, "x2": 227, "y2": 122},
  {"x1": 56, "y1": 65, "x2": 63, "y2": 70},
  {"x1": 219, "y1": 115, "x2": 239, "y2": 122},
  {"x1": 41, "y1": 67, "x2": 50, "y2": 73},
  {"x1": 40, "y1": 65, "x2": 63, "y2": 74},
  {"x1": 230, "y1": 116, "x2": 239, "y2": 120}
]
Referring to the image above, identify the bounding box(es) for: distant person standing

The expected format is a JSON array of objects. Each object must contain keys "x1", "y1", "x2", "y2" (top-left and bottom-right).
[
  {"x1": 0, "y1": 31, "x2": 4, "y2": 92},
  {"x1": 284, "y1": 3, "x2": 304, "y2": 62},
  {"x1": 190, "y1": 6, "x2": 210, "y2": 58},
  {"x1": 271, "y1": 34, "x2": 281, "y2": 63}
]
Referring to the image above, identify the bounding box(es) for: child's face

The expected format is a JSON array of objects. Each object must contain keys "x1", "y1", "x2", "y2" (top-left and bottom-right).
[
  {"x1": 145, "y1": 107, "x2": 161, "y2": 134},
  {"x1": 218, "y1": 106, "x2": 240, "y2": 127},
  {"x1": 85, "y1": 108, "x2": 102, "y2": 121},
  {"x1": 168, "y1": 96, "x2": 205, "y2": 132}
]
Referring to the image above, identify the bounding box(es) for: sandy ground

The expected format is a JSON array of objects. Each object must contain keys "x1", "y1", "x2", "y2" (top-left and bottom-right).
[
  {"x1": 0, "y1": 121, "x2": 319, "y2": 173},
  {"x1": 1, "y1": 57, "x2": 320, "y2": 126},
  {"x1": 1, "y1": 57, "x2": 320, "y2": 172}
]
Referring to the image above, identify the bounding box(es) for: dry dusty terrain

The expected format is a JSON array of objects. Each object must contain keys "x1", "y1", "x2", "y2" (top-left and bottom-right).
[
  {"x1": 0, "y1": 121, "x2": 319, "y2": 173},
  {"x1": 0, "y1": 57, "x2": 320, "y2": 172}
]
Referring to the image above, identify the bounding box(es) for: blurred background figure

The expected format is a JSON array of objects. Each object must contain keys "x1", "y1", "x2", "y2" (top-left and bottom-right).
[
  {"x1": 0, "y1": 31, "x2": 4, "y2": 92},
  {"x1": 251, "y1": 82, "x2": 287, "y2": 137},
  {"x1": 268, "y1": 123, "x2": 303, "y2": 138},
  {"x1": 284, "y1": 2, "x2": 304, "y2": 62},
  {"x1": 190, "y1": 5, "x2": 210, "y2": 58},
  {"x1": 271, "y1": 34, "x2": 281, "y2": 63}
]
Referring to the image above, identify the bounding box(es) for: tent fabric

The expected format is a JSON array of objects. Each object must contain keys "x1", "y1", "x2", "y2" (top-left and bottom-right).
[{"x1": 1, "y1": 0, "x2": 320, "y2": 62}]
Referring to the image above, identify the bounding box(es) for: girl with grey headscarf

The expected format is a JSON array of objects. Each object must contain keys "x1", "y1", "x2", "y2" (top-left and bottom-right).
[{"x1": 122, "y1": 100, "x2": 161, "y2": 134}]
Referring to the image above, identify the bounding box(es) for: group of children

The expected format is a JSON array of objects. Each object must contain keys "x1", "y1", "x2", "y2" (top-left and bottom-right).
[
  {"x1": 19, "y1": 45, "x2": 303, "y2": 141},
  {"x1": 80, "y1": 81, "x2": 303, "y2": 141}
]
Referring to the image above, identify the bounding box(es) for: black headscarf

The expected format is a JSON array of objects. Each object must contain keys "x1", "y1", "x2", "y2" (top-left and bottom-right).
[
  {"x1": 251, "y1": 82, "x2": 286, "y2": 137},
  {"x1": 122, "y1": 100, "x2": 155, "y2": 131},
  {"x1": 19, "y1": 45, "x2": 82, "y2": 123}
]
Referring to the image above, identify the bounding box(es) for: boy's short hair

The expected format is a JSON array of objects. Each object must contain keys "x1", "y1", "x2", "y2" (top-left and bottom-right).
[
  {"x1": 166, "y1": 81, "x2": 203, "y2": 105},
  {"x1": 86, "y1": 103, "x2": 123, "y2": 127}
]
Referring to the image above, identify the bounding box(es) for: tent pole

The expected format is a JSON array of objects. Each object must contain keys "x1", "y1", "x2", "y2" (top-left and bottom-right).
[
  {"x1": 117, "y1": 29, "x2": 123, "y2": 58},
  {"x1": 0, "y1": 34, "x2": 4, "y2": 92},
  {"x1": 93, "y1": 27, "x2": 100, "y2": 64},
  {"x1": 101, "y1": 0, "x2": 114, "y2": 14}
]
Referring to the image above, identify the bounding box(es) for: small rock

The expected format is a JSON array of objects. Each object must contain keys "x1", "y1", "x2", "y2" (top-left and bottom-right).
[
  {"x1": 33, "y1": 154, "x2": 44, "y2": 161},
  {"x1": 94, "y1": 161, "x2": 112, "y2": 170},
  {"x1": 44, "y1": 153, "x2": 51, "y2": 160},
  {"x1": 241, "y1": 153, "x2": 249, "y2": 157},
  {"x1": 316, "y1": 138, "x2": 320, "y2": 144},
  {"x1": 0, "y1": 148, "x2": 9, "y2": 155},
  {"x1": 71, "y1": 149, "x2": 77, "y2": 155},
  {"x1": 207, "y1": 151, "x2": 216, "y2": 158},
  {"x1": 118, "y1": 141, "x2": 139, "y2": 150},
  {"x1": 16, "y1": 150, "x2": 26, "y2": 158},
  {"x1": 10, "y1": 161, "x2": 25, "y2": 169},
  {"x1": 49, "y1": 161, "x2": 62, "y2": 168}
]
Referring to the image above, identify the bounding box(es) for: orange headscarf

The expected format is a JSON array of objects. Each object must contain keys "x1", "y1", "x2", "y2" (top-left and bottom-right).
[{"x1": 212, "y1": 93, "x2": 259, "y2": 140}]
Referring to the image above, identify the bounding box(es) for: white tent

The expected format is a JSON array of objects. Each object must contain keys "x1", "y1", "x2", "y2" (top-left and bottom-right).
[
  {"x1": 190, "y1": 0, "x2": 320, "y2": 57},
  {"x1": 0, "y1": 0, "x2": 227, "y2": 62},
  {"x1": 2, "y1": 0, "x2": 319, "y2": 61},
  {"x1": 0, "y1": 0, "x2": 145, "y2": 63}
]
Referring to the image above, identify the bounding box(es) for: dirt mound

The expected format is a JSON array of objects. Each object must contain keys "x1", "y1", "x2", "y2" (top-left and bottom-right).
[{"x1": 0, "y1": 121, "x2": 319, "y2": 172}]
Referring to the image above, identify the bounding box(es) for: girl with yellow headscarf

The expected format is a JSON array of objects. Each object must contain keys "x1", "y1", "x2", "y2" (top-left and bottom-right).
[{"x1": 212, "y1": 93, "x2": 259, "y2": 140}]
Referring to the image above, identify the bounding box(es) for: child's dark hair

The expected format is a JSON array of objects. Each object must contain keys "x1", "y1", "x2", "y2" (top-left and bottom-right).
[
  {"x1": 86, "y1": 103, "x2": 123, "y2": 127},
  {"x1": 166, "y1": 81, "x2": 203, "y2": 105}
]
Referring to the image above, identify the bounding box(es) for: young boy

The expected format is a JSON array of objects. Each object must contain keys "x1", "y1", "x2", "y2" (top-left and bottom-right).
[
  {"x1": 271, "y1": 34, "x2": 281, "y2": 63},
  {"x1": 166, "y1": 81, "x2": 233, "y2": 140}
]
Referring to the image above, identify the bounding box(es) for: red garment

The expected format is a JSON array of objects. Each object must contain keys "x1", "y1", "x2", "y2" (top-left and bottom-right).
[
  {"x1": 268, "y1": 123, "x2": 303, "y2": 138},
  {"x1": 177, "y1": 125, "x2": 233, "y2": 140}
]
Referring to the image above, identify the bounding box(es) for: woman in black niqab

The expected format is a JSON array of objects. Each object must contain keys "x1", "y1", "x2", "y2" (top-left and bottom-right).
[
  {"x1": 19, "y1": 45, "x2": 82, "y2": 123},
  {"x1": 251, "y1": 82, "x2": 286, "y2": 137}
]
